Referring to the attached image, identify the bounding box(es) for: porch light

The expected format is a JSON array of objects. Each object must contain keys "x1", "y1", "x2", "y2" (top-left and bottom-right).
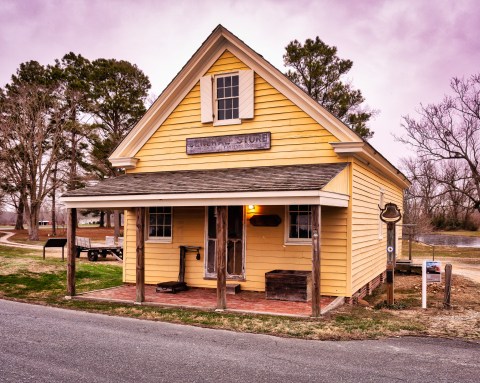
[{"x1": 248, "y1": 205, "x2": 255, "y2": 212}]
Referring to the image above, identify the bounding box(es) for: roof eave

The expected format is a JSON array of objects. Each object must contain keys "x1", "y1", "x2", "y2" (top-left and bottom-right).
[{"x1": 330, "y1": 142, "x2": 411, "y2": 189}]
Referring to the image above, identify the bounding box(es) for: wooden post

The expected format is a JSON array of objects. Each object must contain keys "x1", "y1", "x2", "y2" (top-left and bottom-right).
[
  {"x1": 216, "y1": 206, "x2": 227, "y2": 310},
  {"x1": 443, "y1": 263, "x2": 452, "y2": 309},
  {"x1": 67, "y1": 208, "x2": 77, "y2": 297},
  {"x1": 136, "y1": 207, "x2": 146, "y2": 303},
  {"x1": 311, "y1": 205, "x2": 321, "y2": 317}
]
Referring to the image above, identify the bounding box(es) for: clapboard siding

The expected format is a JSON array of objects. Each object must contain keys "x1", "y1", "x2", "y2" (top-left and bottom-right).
[
  {"x1": 123, "y1": 205, "x2": 348, "y2": 296},
  {"x1": 350, "y1": 159, "x2": 403, "y2": 293},
  {"x1": 129, "y1": 50, "x2": 340, "y2": 173}
]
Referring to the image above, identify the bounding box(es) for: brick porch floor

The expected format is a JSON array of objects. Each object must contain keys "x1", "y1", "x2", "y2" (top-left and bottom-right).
[{"x1": 77, "y1": 284, "x2": 338, "y2": 317}]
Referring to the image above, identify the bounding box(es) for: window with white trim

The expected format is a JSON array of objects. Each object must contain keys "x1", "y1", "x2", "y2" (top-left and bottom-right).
[
  {"x1": 216, "y1": 74, "x2": 239, "y2": 121},
  {"x1": 148, "y1": 207, "x2": 172, "y2": 241},
  {"x1": 286, "y1": 205, "x2": 312, "y2": 243},
  {"x1": 200, "y1": 70, "x2": 254, "y2": 125}
]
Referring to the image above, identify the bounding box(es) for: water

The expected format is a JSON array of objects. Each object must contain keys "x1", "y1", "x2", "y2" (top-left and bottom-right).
[{"x1": 416, "y1": 234, "x2": 480, "y2": 248}]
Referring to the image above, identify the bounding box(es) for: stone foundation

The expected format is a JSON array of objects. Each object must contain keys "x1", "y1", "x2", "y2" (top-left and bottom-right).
[{"x1": 345, "y1": 271, "x2": 386, "y2": 304}]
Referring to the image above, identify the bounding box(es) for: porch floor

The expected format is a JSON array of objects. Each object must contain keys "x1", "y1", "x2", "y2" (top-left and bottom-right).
[{"x1": 77, "y1": 284, "x2": 338, "y2": 317}]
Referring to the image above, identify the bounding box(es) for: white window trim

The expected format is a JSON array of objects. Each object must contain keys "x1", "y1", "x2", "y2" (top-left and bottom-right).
[
  {"x1": 146, "y1": 206, "x2": 173, "y2": 244},
  {"x1": 200, "y1": 70, "x2": 254, "y2": 125},
  {"x1": 213, "y1": 72, "x2": 240, "y2": 126},
  {"x1": 284, "y1": 205, "x2": 313, "y2": 245},
  {"x1": 378, "y1": 188, "x2": 385, "y2": 240}
]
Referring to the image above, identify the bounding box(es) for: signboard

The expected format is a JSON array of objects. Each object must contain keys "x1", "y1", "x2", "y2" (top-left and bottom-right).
[
  {"x1": 425, "y1": 261, "x2": 442, "y2": 283},
  {"x1": 422, "y1": 260, "x2": 442, "y2": 309},
  {"x1": 186, "y1": 132, "x2": 271, "y2": 155}
]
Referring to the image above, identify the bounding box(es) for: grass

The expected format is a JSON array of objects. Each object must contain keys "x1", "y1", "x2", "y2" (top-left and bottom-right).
[
  {"x1": 1, "y1": 245, "x2": 479, "y2": 340},
  {"x1": 401, "y1": 240, "x2": 480, "y2": 259}
]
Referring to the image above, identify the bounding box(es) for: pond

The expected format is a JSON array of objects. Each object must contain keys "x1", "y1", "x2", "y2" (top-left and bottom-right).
[{"x1": 416, "y1": 234, "x2": 480, "y2": 248}]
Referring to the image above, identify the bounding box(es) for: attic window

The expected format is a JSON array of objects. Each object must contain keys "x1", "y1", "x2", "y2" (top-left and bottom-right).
[
  {"x1": 216, "y1": 74, "x2": 239, "y2": 121},
  {"x1": 200, "y1": 70, "x2": 254, "y2": 125}
]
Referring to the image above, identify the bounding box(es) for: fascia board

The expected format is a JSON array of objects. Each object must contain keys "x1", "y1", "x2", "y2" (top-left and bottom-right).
[
  {"x1": 61, "y1": 190, "x2": 349, "y2": 209},
  {"x1": 331, "y1": 142, "x2": 411, "y2": 188}
]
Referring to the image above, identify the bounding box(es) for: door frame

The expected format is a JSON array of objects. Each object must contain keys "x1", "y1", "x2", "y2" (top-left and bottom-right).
[{"x1": 204, "y1": 206, "x2": 246, "y2": 280}]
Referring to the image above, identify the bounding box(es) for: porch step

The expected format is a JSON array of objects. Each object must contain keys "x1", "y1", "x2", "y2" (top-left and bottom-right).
[{"x1": 226, "y1": 283, "x2": 241, "y2": 295}]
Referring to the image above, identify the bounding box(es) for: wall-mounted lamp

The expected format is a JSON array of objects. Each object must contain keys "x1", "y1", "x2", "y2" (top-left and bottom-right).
[{"x1": 248, "y1": 205, "x2": 256, "y2": 212}]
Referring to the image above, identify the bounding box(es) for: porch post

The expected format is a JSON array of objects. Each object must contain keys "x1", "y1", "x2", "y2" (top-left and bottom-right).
[
  {"x1": 216, "y1": 206, "x2": 227, "y2": 310},
  {"x1": 136, "y1": 207, "x2": 146, "y2": 303},
  {"x1": 311, "y1": 205, "x2": 321, "y2": 317},
  {"x1": 66, "y1": 208, "x2": 77, "y2": 297}
]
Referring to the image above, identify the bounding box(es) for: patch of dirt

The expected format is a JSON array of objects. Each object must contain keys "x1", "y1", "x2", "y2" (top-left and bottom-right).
[
  {"x1": 365, "y1": 273, "x2": 480, "y2": 339},
  {"x1": 0, "y1": 258, "x2": 60, "y2": 275}
]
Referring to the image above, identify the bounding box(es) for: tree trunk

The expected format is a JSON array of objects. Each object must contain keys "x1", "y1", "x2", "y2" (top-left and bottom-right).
[
  {"x1": 106, "y1": 211, "x2": 111, "y2": 228},
  {"x1": 99, "y1": 211, "x2": 105, "y2": 228},
  {"x1": 51, "y1": 164, "x2": 58, "y2": 236},
  {"x1": 15, "y1": 198, "x2": 24, "y2": 230},
  {"x1": 114, "y1": 210, "x2": 120, "y2": 241},
  {"x1": 26, "y1": 204, "x2": 40, "y2": 241}
]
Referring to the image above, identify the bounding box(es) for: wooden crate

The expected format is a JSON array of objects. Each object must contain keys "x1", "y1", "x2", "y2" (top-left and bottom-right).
[{"x1": 265, "y1": 270, "x2": 312, "y2": 302}]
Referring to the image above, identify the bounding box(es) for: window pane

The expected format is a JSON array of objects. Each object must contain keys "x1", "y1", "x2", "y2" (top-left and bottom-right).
[
  {"x1": 225, "y1": 87, "x2": 231, "y2": 98},
  {"x1": 233, "y1": 98, "x2": 238, "y2": 108},
  {"x1": 226, "y1": 109, "x2": 232, "y2": 119},
  {"x1": 217, "y1": 77, "x2": 224, "y2": 87},
  {"x1": 232, "y1": 75, "x2": 238, "y2": 86},
  {"x1": 165, "y1": 214, "x2": 171, "y2": 225},
  {"x1": 233, "y1": 109, "x2": 239, "y2": 119},
  {"x1": 226, "y1": 99, "x2": 232, "y2": 109},
  {"x1": 218, "y1": 99, "x2": 225, "y2": 109},
  {"x1": 217, "y1": 88, "x2": 224, "y2": 98},
  {"x1": 218, "y1": 110, "x2": 224, "y2": 120},
  {"x1": 225, "y1": 76, "x2": 231, "y2": 86},
  {"x1": 233, "y1": 85, "x2": 239, "y2": 97},
  {"x1": 164, "y1": 226, "x2": 171, "y2": 237}
]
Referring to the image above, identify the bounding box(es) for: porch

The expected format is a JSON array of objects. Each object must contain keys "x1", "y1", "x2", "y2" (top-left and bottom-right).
[
  {"x1": 61, "y1": 164, "x2": 351, "y2": 317},
  {"x1": 75, "y1": 285, "x2": 340, "y2": 317}
]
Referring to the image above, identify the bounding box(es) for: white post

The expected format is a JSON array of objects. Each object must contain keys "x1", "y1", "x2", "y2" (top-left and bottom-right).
[{"x1": 422, "y1": 260, "x2": 427, "y2": 309}]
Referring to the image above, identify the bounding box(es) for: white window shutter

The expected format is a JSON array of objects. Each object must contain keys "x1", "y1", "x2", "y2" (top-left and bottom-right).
[
  {"x1": 239, "y1": 70, "x2": 254, "y2": 119},
  {"x1": 200, "y1": 75, "x2": 213, "y2": 123}
]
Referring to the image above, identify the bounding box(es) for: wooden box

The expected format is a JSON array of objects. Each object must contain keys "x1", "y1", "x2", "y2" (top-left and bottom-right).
[{"x1": 265, "y1": 270, "x2": 312, "y2": 302}]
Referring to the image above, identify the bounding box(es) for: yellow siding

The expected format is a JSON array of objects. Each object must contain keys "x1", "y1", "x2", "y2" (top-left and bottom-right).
[
  {"x1": 350, "y1": 159, "x2": 404, "y2": 294},
  {"x1": 322, "y1": 165, "x2": 350, "y2": 194},
  {"x1": 124, "y1": 205, "x2": 348, "y2": 296},
  {"x1": 129, "y1": 50, "x2": 341, "y2": 173}
]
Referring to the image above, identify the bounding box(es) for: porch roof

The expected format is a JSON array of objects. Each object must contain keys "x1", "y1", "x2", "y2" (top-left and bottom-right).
[{"x1": 61, "y1": 163, "x2": 349, "y2": 208}]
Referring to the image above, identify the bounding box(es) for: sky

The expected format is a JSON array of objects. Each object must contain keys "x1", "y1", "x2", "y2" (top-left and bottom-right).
[{"x1": 1, "y1": 0, "x2": 479, "y2": 168}]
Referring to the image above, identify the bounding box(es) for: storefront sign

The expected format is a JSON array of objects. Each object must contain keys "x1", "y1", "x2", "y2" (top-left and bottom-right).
[
  {"x1": 422, "y1": 260, "x2": 442, "y2": 309},
  {"x1": 186, "y1": 132, "x2": 271, "y2": 154}
]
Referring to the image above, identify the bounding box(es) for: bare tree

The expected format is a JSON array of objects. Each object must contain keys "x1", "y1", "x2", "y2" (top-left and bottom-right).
[
  {"x1": 0, "y1": 77, "x2": 71, "y2": 240},
  {"x1": 398, "y1": 74, "x2": 480, "y2": 220}
]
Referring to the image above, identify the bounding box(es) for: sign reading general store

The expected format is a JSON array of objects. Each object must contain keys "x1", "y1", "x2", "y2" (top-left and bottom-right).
[{"x1": 186, "y1": 132, "x2": 271, "y2": 154}]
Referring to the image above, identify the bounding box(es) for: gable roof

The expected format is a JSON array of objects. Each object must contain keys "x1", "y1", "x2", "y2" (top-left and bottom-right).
[{"x1": 109, "y1": 25, "x2": 362, "y2": 166}]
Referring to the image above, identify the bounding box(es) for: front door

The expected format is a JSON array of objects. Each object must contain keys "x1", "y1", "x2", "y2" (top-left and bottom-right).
[{"x1": 205, "y1": 206, "x2": 245, "y2": 279}]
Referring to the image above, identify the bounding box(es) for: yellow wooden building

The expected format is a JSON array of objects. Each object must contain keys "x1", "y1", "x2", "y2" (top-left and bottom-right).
[{"x1": 62, "y1": 25, "x2": 409, "y2": 314}]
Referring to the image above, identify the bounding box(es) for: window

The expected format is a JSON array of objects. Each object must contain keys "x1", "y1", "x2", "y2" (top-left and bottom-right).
[
  {"x1": 286, "y1": 205, "x2": 312, "y2": 243},
  {"x1": 216, "y1": 74, "x2": 239, "y2": 121},
  {"x1": 200, "y1": 70, "x2": 254, "y2": 125},
  {"x1": 148, "y1": 207, "x2": 172, "y2": 241}
]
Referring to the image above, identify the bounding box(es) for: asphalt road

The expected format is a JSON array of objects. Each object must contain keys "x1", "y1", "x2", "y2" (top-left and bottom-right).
[{"x1": 0, "y1": 299, "x2": 478, "y2": 383}]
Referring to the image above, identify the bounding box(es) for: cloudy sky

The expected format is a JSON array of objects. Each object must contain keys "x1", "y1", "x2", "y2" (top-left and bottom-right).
[{"x1": 1, "y1": 0, "x2": 479, "y2": 167}]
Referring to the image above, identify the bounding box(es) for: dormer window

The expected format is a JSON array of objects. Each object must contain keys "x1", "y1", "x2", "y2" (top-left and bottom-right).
[
  {"x1": 200, "y1": 70, "x2": 254, "y2": 125},
  {"x1": 216, "y1": 74, "x2": 239, "y2": 121}
]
